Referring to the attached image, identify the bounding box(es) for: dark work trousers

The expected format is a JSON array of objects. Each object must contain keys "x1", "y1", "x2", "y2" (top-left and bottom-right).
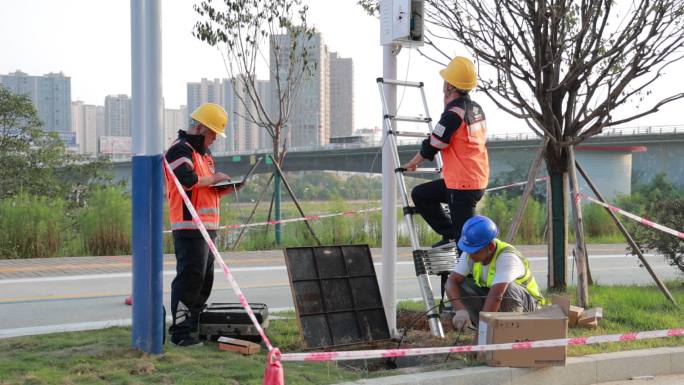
[
  {"x1": 411, "y1": 178, "x2": 485, "y2": 243},
  {"x1": 457, "y1": 277, "x2": 539, "y2": 325},
  {"x1": 169, "y1": 233, "x2": 216, "y2": 340}
]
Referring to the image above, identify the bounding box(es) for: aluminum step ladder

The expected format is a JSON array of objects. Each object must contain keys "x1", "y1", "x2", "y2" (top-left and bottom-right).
[{"x1": 377, "y1": 77, "x2": 446, "y2": 338}]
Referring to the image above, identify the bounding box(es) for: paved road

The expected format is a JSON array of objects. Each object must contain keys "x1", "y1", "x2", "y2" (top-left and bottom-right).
[
  {"x1": 0, "y1": 244, "x2": 680, "y2": 338},
  {"x1": 596, "y1": 374, "x2": 684, "y2": 384}
]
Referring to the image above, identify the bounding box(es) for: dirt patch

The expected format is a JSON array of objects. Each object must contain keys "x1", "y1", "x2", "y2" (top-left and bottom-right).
[
  {"x1": 397, "y1": 308, "x2": 457, "y2": 333},
  {"x1": 129, "y1": 361, "x2": 156, "y2": 376},
  {"x1": 332, "y1": 309, "x2": 477, "y2": 373}
]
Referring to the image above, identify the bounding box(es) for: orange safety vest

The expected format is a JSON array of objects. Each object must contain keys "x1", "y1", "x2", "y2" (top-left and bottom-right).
[
  {"x1": 439, "y1": 103, "x2": 489, "y2": 190},
  {"x1": 164, "y1": 141, "x2": 221, "y2": 231}
]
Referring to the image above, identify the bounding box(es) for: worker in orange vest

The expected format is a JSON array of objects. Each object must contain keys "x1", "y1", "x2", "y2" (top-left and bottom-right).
[
  {"x1": 401, "y1": 56, "x2": 489, "y2": 251},
  {"x1": 163, "y1": 103, "x2": 236, "y2": 347}
]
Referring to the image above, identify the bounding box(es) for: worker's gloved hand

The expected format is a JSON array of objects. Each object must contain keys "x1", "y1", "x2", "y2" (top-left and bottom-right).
[{"x1": 452, "y1": 309, "x2": 472, "y2": 331}]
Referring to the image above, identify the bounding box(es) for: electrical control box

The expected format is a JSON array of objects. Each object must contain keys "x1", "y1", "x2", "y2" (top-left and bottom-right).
[{"x1": 380, "y1": 0, "x2": 424, "y2": 47}]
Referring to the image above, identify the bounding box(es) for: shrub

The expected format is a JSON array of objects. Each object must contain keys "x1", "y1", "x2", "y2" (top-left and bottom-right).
[{"x1": 628, "y1": 198, "x2": 684, "y2": 275}]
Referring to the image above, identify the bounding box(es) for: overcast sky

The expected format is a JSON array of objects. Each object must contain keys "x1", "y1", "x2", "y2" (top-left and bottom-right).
[{"x1": 1, "y1": 0, "x2": 682, "y2": 136}]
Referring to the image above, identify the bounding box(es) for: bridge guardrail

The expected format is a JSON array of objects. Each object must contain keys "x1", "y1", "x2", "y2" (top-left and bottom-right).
[{"x1": 109, "y1": 125, "x2": 682, "y2": 161}]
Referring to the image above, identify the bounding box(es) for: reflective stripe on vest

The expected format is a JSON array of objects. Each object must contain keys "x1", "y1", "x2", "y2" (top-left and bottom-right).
[
  {"x1": 440, "y1": 102, "x2": 489, "y2": 189},
  {"x1": 164, "y1": 141, "x2": 221, "y2": 232},
  {"x1": 472, "y1": 239, "x2": 545, "y2": 304},
  {"x1": 170, "y1": 221, "x2": 219, "y2": 231}
]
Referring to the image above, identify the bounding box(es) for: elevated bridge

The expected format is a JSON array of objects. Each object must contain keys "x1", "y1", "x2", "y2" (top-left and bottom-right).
[{"x1": 112, "y1": 126, "x2": 684, "y2": 199}]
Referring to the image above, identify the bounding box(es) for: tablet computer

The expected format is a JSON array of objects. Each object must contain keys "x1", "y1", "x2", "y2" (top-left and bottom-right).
[{"x1": 211, "y1": 157, "x2": 263, "y2": 188}]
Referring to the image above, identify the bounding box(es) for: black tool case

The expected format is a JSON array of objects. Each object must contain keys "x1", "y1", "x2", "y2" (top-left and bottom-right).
[{"x1": 198, "y1": 303, "x2": 269, "y2": 342}]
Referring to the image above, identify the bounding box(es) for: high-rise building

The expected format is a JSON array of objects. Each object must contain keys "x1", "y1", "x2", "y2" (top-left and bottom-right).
[
  {"x1": 187, "y1": 78, "x2": 232, "y2": 152},
  {"x1": 235, "y1": 78, "x2": 269, "y2": 152},
  {"x1": 187, "y1": 77, "x2": 269, "y2": 154},
  {"x1": 104, "y1": 94, "x2": 131, "y2": 137},
  {"x1": 187, "y1": 78, "x2": 223, "y2": 114},
  {"x1": 0, "y1": 70, "x2": 74, "y2": 147},
  {"x1": 71, "y1": 101, "x2": 99, "y2": 155},
  {"x1": 270, "y1": 31, "x2": 330, "y2": 148},
  {"x1": 329, "y1": 52, "x2": 354, "y2": 138},
  {"x1": 96, "y1": 106, "x2": 105, "y2": 152},
  {"x1": 220, "y1": 78, "x2": 239, "y2": 153},
  {"x1": 254, "y1": 79, "x2": 272, "y2": 150},
  {"x1": 164, "y1": 105, "x2": 187, "y2": 148}
]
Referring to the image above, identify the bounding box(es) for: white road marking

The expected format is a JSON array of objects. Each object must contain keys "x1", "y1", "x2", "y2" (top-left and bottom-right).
[{"x1": 0, "y1": 253, "x2": 658, "y2": 285}]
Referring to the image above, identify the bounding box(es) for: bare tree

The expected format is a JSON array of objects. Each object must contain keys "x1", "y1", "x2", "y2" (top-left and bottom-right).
[
  {"x1": 193, "y1": 0, "x2": 320, "y2": 245},
  {"x1": 361, "y1": 0, "x2": 684, "y2": 293}
]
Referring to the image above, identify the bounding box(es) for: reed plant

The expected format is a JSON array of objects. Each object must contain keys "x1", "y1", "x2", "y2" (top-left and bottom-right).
[
  {"x1": 0, "y1": 193, "x2": 66, "y2": 258},
  {"x1": 78, "y1": 187, "x2": 131, "y2": 256}
]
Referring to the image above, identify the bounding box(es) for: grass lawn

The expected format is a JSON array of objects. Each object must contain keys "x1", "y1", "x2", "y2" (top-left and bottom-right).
[{"x1": 1, "y1": 283, "x2": 682, "y2": 385}]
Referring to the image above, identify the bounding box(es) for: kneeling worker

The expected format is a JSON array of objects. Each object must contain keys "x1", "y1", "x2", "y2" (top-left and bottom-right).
[{"x1": 445, "y1": 215, "x2": 544, "y2": 331}]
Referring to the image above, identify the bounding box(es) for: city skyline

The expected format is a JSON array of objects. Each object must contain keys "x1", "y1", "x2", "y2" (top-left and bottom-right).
[
  {"x1": 2, "y1": 0, "x2": 683, "y2": 138},
  {"x1": 1, "y1": 39, "x2": 357, "y2": 156}
]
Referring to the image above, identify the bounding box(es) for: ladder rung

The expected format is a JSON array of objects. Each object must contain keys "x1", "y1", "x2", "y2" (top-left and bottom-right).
[
  {"x1": 407, "y1": 168, "x2": 442, "y2": 173},
  {"x1": 395, "y1": 167, "x2": 441, "y2": 174},
  {"x1": 376, "y1": 78, "x2": 424, "y2": 88},
  {"x1": 387, "y1": 115, "x2": 432, "y2": 123},
  {"x1": 389, "y1": 130, "x2": 429, "y2": 138}
]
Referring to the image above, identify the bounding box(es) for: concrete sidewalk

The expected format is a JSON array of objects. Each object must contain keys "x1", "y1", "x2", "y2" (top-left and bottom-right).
[
  {"x1": 0, "y1": 244, "x2": 626, "y2": 279},
  {"x1": 337, "y1": 347, "x2": 684, "y2": 385}
]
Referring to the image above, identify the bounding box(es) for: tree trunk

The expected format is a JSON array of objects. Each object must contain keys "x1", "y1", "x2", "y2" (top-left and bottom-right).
[
  {"x1": 272, "y1": 135, "x2": 282, "y2": 246},
  {"x1": 274, "y1": 170, "x2": 282, "y2": 245},
  {"x1": 545, "y1": 143, "x2": 569, "y2": 291}
]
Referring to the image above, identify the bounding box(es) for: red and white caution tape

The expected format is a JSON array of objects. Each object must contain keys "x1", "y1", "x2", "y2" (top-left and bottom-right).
[
  {"x1": 163, "y1": 159, "x2": 275, "y2": 352},
  {"x1": 280, "y1": 328, "x2": 684, "y2": 362},
  {"x1": 484, "y1": 177, "x2": 548, "y2": 193},
  {"x1": 218, "y1": 207, "x2": 383, "y2": 231},
  {"x1": 580, "y1": 193, "x2": 684, "y2": 240},
  {"x1": 162, "y1": 177, "x2": 548, "y2": 234}
]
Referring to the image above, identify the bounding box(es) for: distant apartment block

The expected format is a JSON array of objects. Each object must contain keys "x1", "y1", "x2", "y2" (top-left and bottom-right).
[
  {"x1": 164, "y1": 105, "x2": 187, "y2": 148},
  {"x1": 254, "y1": 79, "x2": 272, "y2": 151},
  {"x1": 96, "y1": 106, "x2": 105, "y2": 142},
  {"x1": 71, "y1": 101, "x2": 99, "y2": 155},
  {"x1": 104, "y1": 94, "x2": 131, "y2": 137},
  {"x1": 233, "y1": 77, "x2": 269, "y2": 152},
  {"x1": 329, "y1": 52, "x2": 354, "y2": 138},
  {"x1": 187, "y1": 78, "x2": 231, "y2": 152},
  {"x1": 271, "y1": 32, "x2": 330, "y2": 148},
  {"x1": 187, "y1": 78, "x2": 268, "y2": 153},
  {"x1": 0, "y1": 70, "x2": 74, "y2": 147}
]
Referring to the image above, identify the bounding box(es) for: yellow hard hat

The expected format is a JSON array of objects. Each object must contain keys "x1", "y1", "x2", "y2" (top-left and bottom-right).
[
  {"x1": 439, "y1": 56, "x2": 477, "y2": 91},
  {"x1": 191, "y1": 103, "x2": 228, "y2": 138}
]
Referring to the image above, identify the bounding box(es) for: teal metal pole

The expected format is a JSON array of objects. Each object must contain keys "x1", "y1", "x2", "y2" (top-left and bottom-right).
[{"x1": 549, "y1": 172, "x2": 567, "y2": 290}]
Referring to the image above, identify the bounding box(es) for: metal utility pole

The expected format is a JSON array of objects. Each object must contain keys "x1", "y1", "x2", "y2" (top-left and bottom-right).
[
  {"x1": 131, "y1": 0, "x2": 164, "y2": 354},
  {"x1": 381, "y1": 42, "x2": 398, "y2": 337}
]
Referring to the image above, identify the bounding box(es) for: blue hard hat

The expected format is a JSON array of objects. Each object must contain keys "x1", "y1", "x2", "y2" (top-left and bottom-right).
[{"x1": 458, "y1": 215, "x2": 499, "y2": 253}]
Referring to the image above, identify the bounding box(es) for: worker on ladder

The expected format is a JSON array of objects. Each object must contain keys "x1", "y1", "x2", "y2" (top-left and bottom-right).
[{"x1": 401, "y1": 56, "x2": 489, "y2": 251}]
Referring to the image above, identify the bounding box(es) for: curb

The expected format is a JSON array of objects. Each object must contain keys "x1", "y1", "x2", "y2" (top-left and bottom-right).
[{"x1": 336, "y1": 346, "x2": 684, "y2": 385}]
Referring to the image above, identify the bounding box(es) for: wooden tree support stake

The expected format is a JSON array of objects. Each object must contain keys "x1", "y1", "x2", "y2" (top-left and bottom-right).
[
  {"x1": 505, "y1": 137, "x2": 548, "y2": 242},
  {"x1": 575, "y1": 161, "x2": 677, "y2": 306},
  {"x1": 568, "y1": 146, "x2": 589, "y2": 307},
  {"x1": 269, "y1": 155, "x2": 322, "y2": 246}
]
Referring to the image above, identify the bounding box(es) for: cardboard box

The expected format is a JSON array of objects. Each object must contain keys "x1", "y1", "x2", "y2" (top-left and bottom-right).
[
  {"x1": 551, "y1": 295, "x2": 571, "y2": 316},
  {"x1": 568, "y1": 305, "x2": 584, "y2": 327},
  {"x1": 218, "y1": 336, "x2": 261, "y2": 355},
  {"x1": 578, "y1": 307, "x2": 603, "y2": 328},
  {"x1": 478, "y1": 305, "x2": 567, "y2": 368}
]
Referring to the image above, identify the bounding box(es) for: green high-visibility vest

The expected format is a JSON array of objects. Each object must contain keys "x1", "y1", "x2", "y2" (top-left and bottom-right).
[{"x1": 472, "y1": 239, "x2": 545, "y2": 304}]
